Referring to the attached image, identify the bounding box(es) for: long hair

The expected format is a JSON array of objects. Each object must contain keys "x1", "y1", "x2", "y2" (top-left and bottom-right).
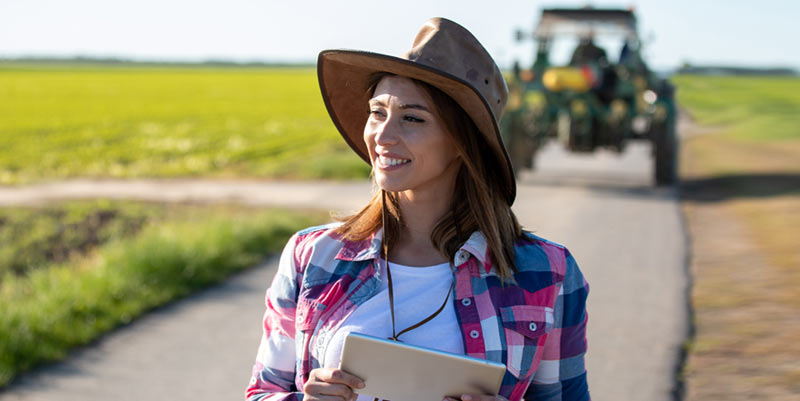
[{"x1": 335, "y1": 73, "x2": 523, "y2": 280}]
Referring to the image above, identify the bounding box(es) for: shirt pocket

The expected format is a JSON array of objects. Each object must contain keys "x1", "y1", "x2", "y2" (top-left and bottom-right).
[{"x1": 498, "y1": 305, "x2": 554, "y2": 379}]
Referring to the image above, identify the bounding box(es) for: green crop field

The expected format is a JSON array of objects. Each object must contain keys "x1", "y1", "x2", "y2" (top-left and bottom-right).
[
  {"x1": 673, "y1": 74, "x2": 800, "y2": 142},
  {"x1": 0, "y1": 63, "x2": 370, "y2": 184}
]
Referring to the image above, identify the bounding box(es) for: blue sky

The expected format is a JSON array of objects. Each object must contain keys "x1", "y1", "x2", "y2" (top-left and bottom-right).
[{"x1": 1, "y1": 0, "x2": 798, "y2": 70}]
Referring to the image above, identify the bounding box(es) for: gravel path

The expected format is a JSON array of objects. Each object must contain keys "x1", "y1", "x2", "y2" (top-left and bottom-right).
[{"x1": 0, "y1": 142, "x2": 688, "y2": 401}]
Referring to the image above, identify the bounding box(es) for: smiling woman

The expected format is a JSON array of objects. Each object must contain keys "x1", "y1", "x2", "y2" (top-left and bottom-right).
[
  {"x1": 246, "y1": 17, "x2": 590, "y2": 401},
  {"x1": 365, "y1": 75, "x2": 460, "y2": 207}
]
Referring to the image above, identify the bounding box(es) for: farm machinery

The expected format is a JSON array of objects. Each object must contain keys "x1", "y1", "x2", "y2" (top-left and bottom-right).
[{"x1": 501, "y1": 7, "x2": 678, "y2": 185}]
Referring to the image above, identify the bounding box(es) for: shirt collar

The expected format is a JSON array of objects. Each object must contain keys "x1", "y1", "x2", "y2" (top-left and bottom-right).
[
  {"x1": 335, "y1": 228, "x2": 492, "y2": 273},
  {"x1": 456, "y1": 231, "x2": 492, "y2": 273}
]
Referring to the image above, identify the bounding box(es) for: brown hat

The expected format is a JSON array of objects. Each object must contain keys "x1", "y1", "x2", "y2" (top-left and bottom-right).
[{"x1": 317, "y1": 17, "x2": 516, "y2": 205}]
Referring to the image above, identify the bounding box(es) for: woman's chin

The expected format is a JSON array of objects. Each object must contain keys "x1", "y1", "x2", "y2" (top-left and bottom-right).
[
  {"x1": 375, "y1": 182, "x2": 407, "y2": 193},
  {"x1": 374, "y1": 176, "x2": 409, "y2": 193}
]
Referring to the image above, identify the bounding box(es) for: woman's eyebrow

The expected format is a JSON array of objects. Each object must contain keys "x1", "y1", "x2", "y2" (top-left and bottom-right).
[
  {"x1": 399, "y1": 103, "x2": 431, "y2": 112},
  {"x1": 368, "y1": 99, "x2": 431, "y2": 113}
]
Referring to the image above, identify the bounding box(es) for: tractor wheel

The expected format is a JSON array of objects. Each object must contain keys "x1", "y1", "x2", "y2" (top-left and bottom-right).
[
  {"x1": 568, "y1": 116, "x2": 594, "y2": 152},
  {"x1": 652, "y1": 120, "x2": 678, "y2": 186},
  {"x1": 509, "y1": 134, "x2": 538, "y2": 177},
  {"x1": 527, "y1": 142, "x2": 537, "y2": 170},
  {"x1": 503, "y1": 111, "x2": 538, "y2": 177}
]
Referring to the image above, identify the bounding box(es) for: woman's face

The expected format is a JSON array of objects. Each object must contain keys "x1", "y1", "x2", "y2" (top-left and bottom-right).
[{"x1": 364, "y1": 76, "x2": 461, "y2": 197}]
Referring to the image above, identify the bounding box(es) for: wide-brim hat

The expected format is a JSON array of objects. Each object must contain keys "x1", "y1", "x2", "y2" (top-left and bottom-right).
[{"x1": 317, "y1": 17, "x2": 516, "y2": 205}]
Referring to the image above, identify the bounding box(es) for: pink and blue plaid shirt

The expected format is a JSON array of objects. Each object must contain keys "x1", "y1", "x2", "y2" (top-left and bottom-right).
[{"x1": 247, "y1": 223, "x2": 590, "y2": 401}]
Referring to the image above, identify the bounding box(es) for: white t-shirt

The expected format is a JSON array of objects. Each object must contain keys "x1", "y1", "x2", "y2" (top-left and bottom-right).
[{"x1": 322, "y1": 259, "x2": 465, "y2": 378}]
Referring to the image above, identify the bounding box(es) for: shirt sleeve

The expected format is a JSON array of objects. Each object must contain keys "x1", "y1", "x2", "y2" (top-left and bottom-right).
[
  {"x1": 246, "y1": 234, "x2": 304, "y2": 401},
  {"x1": 525, "y1": 248, "x2": 590, "y2": 401}
]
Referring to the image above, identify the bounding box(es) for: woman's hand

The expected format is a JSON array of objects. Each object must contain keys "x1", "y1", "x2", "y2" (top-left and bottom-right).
[
  {"x1": 444, "y1": 394, "x2": 510, "y2": 401},
  {"x1": 303, "y1": 368, "x2": 365, "y2": 401}
]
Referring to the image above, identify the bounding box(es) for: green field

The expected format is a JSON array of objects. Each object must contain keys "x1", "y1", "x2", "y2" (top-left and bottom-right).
[
  {"x1": 0, "y1": 64, "x2": 369, "y2": 184},
  {"x1": 673, "y1": 75, "x2": 800, "y2": 142}
]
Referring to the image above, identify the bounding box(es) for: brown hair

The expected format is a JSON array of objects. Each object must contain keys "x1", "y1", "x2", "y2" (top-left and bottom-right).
[{"x1": 335, "y1": 73, "x2": 523, "y2": 280}]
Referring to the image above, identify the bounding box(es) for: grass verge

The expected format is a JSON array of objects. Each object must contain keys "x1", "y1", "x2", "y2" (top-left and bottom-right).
[
  {"x1": 0, "y1": 202, "x2": 324, "y2": 388},
  {"x1": 677, "y1": 74, "x2": 800, "y2": 399},
  {"x1": 0, "y1": 200, "x2": 156, "y2": 278}
]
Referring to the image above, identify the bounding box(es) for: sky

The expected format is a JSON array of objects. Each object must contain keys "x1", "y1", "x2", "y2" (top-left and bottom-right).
[{"x1": 1, "y1": 0, "x2": 798, "y2": 71}]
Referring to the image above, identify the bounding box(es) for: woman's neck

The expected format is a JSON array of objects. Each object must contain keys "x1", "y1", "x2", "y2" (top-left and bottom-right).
[{"x1": 388, "y1": 189, "x2": 453, "y2": 267}]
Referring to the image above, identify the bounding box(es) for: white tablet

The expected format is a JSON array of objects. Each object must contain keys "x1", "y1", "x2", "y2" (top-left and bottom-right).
[{"x1": 339, "y1": 332, "x2": 506, "y2": 401}]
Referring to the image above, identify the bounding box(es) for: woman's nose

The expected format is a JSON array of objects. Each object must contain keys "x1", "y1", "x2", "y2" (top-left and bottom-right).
[{"x1": 373, "y1": 118, "x2": 399, "y2": 146}]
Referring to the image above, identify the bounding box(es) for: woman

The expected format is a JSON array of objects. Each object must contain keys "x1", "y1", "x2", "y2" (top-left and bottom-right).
[{"x1": 246, "y1": 18, "x2": 590, "y2": 401}]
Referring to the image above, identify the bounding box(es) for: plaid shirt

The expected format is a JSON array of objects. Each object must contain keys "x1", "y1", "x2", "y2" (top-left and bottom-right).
[{"x1": 247, "y1": 223, "x2": 589, "y2": 401}]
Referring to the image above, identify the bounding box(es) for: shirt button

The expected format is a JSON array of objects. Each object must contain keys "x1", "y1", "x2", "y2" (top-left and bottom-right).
[
  {"x1": 297, "y1": 315, "x2": 304, "y2": 323},
  {"x1": 461, "y1": 298, "x2": 472, "y2": 306},
  {"x1": 469, "y1": 330, "x2": 480, "y2": 339},
  {"x1": 529, "y1": 322, "x2": 538, "y2": 332}
]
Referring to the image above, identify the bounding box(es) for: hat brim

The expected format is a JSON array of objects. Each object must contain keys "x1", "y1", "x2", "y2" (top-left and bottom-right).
[{"x1": 317, "y1": 49, "x2": 516, "y2": 204}]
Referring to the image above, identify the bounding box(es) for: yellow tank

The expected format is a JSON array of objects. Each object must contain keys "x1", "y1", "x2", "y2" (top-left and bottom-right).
[{"x1": 542, "y1": 67, "x2": 592, "y2": 92}]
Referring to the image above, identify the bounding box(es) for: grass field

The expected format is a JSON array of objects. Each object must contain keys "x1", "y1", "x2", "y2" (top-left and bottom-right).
[
  {"x1": 675, "y1": 75, "x2": 800, "y2": 400},
  {"x1": 0, "y1": 200, "x2": 325, "y2": 388},
  {"x1": 0, "y1": 63, "x2": 370, "y2": 184},
  {"x1": 674, "y1": 75, "x2": 800, "y2": 142}
]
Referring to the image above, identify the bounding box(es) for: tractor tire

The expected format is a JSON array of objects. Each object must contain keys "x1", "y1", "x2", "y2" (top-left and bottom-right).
[
  {"x1": 503, "y1": 111, "x2": 538, "y2": 177},
  {"x1": 527, "y1": 143, "x2": 537, "y2": 170},
  {"x1": 509, "y1": 135, "x2": 538, "y2": 177},
  {"x1": 653, "y1": 121, "x2": 677, "y2": 186},
  {"x1": 569, "y1": 116, "x2": 594, "y2": 152}
]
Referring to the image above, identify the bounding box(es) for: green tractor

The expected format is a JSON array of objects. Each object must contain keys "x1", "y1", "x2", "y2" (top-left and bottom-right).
[{"x1": 501, "y1": 7, "x2": 677, "y2": 185}]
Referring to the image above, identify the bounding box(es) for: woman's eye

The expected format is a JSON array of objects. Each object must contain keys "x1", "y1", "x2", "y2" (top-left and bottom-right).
[
  {"x1": 369, "y1": 109, "x2": 385, "y2": 118},
  {"x1": 403, "y1": 115, "x2": 425, "y2": 123}
]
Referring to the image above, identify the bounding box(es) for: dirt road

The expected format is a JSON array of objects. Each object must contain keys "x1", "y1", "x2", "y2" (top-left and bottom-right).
[{"x1": 0, "y1": 142, "x2": 688, "y2": 401}]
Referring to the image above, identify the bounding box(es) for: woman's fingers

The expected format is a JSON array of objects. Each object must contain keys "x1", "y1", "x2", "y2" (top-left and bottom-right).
[
  {"x1": 305, "y1": 394, "x2": 353, "y2": 401},
  {"x1": 304, "y1": 368, "x2": 365, "y2": 401},
  {"x1": 304, "y1": 380, "x2": 358, "y2": 401},
  {"x1": 311, "y1": 368, "x2": 365, "y2": 389},
  {"x1": 447, "y1": 394, "x2": 509, "y2": 401}
]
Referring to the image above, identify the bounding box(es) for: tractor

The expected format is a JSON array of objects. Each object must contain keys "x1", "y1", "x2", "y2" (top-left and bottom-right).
[{"x1": 501, "y1": 7, "x2": 678, "y2": 185}]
